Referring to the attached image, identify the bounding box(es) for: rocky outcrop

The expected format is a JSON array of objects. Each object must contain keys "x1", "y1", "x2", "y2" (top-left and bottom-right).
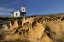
[{"x1": 0, "y1": 14, "x2": 64, "y2": 42}]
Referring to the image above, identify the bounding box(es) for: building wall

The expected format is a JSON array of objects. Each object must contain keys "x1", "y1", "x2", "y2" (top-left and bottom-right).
[
  {"x1": 20, "y1": 14, "x2": 24, "y2": 17},
  {"x1": 20, "y1": 13, "x2": 26, "y2": 17},
  {"x1": 13, "y1": 11, "x2": 20, "y2": 17},
  {"x1": 21, "y1": 7, "x2": 26, "y2": 12}
]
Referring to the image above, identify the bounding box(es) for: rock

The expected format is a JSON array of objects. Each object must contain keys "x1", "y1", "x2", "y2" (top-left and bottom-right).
[{"x1": 0, "y1": 14, "x2": 64, "y2": 42}]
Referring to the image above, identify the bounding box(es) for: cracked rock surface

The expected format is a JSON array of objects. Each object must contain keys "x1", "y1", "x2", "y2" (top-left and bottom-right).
[{"x1": 0, "y1": 14, "x2": 64, "y2": 42}]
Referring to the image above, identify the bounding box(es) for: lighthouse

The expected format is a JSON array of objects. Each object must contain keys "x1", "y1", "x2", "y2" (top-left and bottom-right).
[
  {"x1": 21, "y1": 5, "x2": 26, "y2": 16},
  {"x1": 11, "y1": 5, "x2": 26, "y2": 17}
]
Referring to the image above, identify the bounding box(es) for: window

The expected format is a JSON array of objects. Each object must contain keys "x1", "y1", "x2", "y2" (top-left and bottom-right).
[
  {"x1": 16, "y1": 13, "x2": 18, "y2": 16},
  {"x1": 23, "y1": 9, "x2": 24, "y2": 11}
]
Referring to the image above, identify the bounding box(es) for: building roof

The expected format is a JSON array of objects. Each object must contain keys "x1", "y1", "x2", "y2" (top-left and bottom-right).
[
  {"x1": 11, "y1": 10, "x2": 22, "y2": 14},
  {"x1": 22, "y1": 5, "x2": 25, "y2": 7},
  {"x1": 11, "y1": 10, "x2": 26, "y2": 14}
]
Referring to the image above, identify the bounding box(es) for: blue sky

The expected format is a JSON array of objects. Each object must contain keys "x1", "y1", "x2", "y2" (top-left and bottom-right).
[{"x1": 0, "y1": 0, "x2": 64, "y2": 16}]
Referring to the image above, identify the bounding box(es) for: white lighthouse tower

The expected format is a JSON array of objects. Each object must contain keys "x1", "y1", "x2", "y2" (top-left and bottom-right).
[
  {"x1": 21, "y1": 5, "x2": 26, "y2": 16},
  {"x1": 21, "y1": 5, "x2": 26, "y2": 12}
]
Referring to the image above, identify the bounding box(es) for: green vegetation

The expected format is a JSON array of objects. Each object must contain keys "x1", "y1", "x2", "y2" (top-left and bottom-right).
[{"x1": 45, "y1": 14, "x2": 56, "y2": 17}]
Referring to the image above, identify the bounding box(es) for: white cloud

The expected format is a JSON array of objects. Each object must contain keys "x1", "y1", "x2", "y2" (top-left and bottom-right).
[
  {"x1": 0, "y1": 7, "x2": 14, "y2": 16},
  {"x1": 0, "y1": 13, "x2": 11, "y2": 15},
  {"x1": 2, "y1": 0, "x2": 21, "y2": 6},
  {"x1": 0, "y1": 13, "x2": 11, "y2": 16},
  {"x1": 0, "y1": 7, "x2": 14, "y2": 13}
]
